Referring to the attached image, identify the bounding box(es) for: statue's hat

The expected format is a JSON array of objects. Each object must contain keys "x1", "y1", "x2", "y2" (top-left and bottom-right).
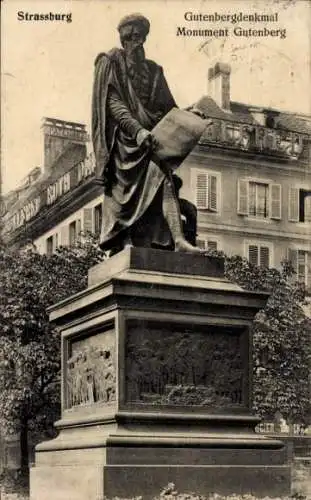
[{"x1": 117, "y1": 13, "x2": 150, "y2": 36}]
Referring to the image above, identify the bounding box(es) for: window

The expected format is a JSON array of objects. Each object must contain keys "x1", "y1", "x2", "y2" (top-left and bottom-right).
[
  {"x1": 288, "y1": 248, "x2": 310, "y2": 288},
  {"x1": 46, "y1": 234, "x2": 59, "y2": 255},
  {"x1": 288, "y1": 188, "x2": 311, "y2": 222},
  {"x1": 46, "y1": 236, "x2": 53, "y2": 256},
  {"x1": 69, "y1": 221, "x2": 76, "y2": 246},
  {"x1": 305, "y1": 196, "x2": 311, "y2": 223},
  {"x1": 94, "y1": 203, "x2": 103, "y2": 235},
  {"x1": 238, "y1": 179, "x2": 281, "y2": 220},
  {"x1": 249, "y1": 182, "x2": 269, "y2": 218},
  {"x1": 245, "y1": 241, "x2": 272, "y2": 268},
  {"x1": 196, "y1": 238, "x2": 218, "y2": 251},
  {"x1": 69, "y1": 219, "x2": 81, "y2": 246},
  {"x1": 60, "y1": 226, "x2": 69, "y2": 247},
  {"x1": 193, "y1": 170, "x2": 220, "y2": 212},
  {"x1": 83, "y1": 208, "x2": 93, "y2": 234}
]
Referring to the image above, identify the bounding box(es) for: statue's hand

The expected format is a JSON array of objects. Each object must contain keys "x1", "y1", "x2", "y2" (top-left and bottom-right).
[
  {"x1": 136, "y1": 129, "x2": 158, "y2": 151},
  {"x1": 188, "y1": 107, "x2": 213, "y2": 126},
  {"x1": 190, "y1": 107, "x2": 206, "y2": 119}
]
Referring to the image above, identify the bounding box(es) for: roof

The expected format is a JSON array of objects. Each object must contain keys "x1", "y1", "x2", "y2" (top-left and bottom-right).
[{"x1": 195, "y1": 96, "x2": 311, "y2": 135}]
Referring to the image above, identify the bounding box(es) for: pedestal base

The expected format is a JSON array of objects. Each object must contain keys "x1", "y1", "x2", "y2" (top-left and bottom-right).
[
  {"x1": 30, "y1": 249, "x2": 291, "y2": 499},
  {"x1": 31, "y1": 412, "x2": 290, "y2": 499}
]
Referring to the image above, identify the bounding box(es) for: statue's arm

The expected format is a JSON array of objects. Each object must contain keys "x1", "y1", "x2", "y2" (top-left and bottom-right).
[{"x1": 108, "y1": 89, "x2": 143, "y2": 140}]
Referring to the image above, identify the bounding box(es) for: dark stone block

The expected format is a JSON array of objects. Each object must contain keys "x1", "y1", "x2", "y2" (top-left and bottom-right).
[
  {"x1": 88, "y1": 246, "x2": 224, "y2": 286},
  {"x1": 129, "y1": 247, "x2": 224, "y2": 277},
  {"x1": 106, "y1": 445, "x2": 287, "y2": 466},
  {"x1": 104, "y1": 464, "x2": 291, "y2": 498}
]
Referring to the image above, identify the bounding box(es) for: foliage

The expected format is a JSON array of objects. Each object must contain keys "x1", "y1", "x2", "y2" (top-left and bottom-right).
[
  {"x1": 201, "y1": 249, "x2": 310, "y2": 424},
  {"x1": 0, "y1": 236, "x2": 104, "y2": 458},
  {"x1": 224, "y1": 252, "x2": 310, "y2": 424}
]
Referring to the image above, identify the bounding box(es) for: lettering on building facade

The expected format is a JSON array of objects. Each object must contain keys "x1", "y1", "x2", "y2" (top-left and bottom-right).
[
  {"x1": 77, "y1": 152, "x2": 95, "y2": 183},
  {"x1": 47, "y1": 173, "x2": 71, "y2": 205},
  {"x1": 8, "y1": 154, "x2": 96, "y2": 233},
  {"x1": 10, "y1": 197, "x2": 41, "y2": 231},
  {"x1": 44, "y1": 125, "x2": 88, "y2": 143}
]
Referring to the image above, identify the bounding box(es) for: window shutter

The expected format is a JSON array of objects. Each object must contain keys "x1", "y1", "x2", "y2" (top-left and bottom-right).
[
  {"x1": 304, "y1": 196, "x2": 311, "y2": 223},
  {"x1": 207, "y1": 240, "x2": 218, "y2": 251},
  {"x1": 270, "y1": 184, "x2": 281, "y2": 220},
  {"x1": 54, "y1": 233, "x2": 59, "y2": 250},
  {"x1": 60, "y1": 225, "x2": 69, "y2": 247},
  {"x1": 208, "y1": 175, "x2": 217, "y2": 211},
  {"x1": 307, "y1": 253, "x2": 311, "y2": 292},
  {"x1": 46, "y1": 237, "x2": 53, "y2": 256},
  {"x1": 76, "y1": 219, "x2": 82, "y2": 242},
  {"x1": 83, "y1": 208, "x2": 93, "y2": 234},
  {"x1": 288, "y1": 188, "x2": 299, "y2": 222},
  {"x1": 94, "y1": 204, "x2": 103, "y2": 235},
  {"x1": 196, "y1": 239, "x2": 206, "y2": 249},
  {"x1": 69, "y1": 222, "x2": 76, "y2": 246},
  {"x1": 195, "y1": 173, "x2": 208, "y2": 209},
  {"x1": 260, "y1": 246, "x2": 270, "y2": 268},
  {"x1": 248, "y1": 245, "x2": 258, "y2": 266},
  {"x1": 287, "y1": 248, "x2": 298, "y2": 275},
  {"x1": 238, "y1": 179, "x2": 249, "y2": 215}
]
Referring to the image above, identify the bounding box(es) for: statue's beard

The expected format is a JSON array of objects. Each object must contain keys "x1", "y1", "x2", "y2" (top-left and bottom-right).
[{"x1": 124, "y1": 43, "x2": 145, "y2": 65}]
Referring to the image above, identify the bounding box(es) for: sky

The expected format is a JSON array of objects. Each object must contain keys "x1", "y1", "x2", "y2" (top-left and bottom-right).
[{"x1": 1, "y1": 0, "x2": 311, "y2": 194}]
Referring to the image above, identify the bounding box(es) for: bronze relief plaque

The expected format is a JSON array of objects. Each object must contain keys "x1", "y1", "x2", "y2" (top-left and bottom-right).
[
  {"x1": 125, "y1": 320, "x2": 248, "y2": 410},
  {"x1": 66, "y1": 329, "x2": 116, "y2": 409}
]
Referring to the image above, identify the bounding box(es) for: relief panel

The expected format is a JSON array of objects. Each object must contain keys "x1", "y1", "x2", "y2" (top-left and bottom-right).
[{"x1": 66, "y1": 329, "x2": 116, "y2": 408}]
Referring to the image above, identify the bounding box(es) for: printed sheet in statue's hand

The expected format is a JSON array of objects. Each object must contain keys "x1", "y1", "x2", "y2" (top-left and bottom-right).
[{"x1": 151, "y1": 108, "x2": 211, "y2": 169}]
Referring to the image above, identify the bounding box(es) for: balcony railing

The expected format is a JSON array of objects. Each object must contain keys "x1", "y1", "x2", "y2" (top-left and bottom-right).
[{"x1": 200, "y1": 118, "x2": 309, "y2": 161}]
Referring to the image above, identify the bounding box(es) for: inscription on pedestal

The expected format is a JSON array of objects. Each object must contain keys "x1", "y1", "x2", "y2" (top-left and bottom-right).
[
  {"x1": 66, "y1": 329, "x2": 116, "y2": 408},
  {"x1": 125, "y1": 321, "x2": 247, "y2": 409}
]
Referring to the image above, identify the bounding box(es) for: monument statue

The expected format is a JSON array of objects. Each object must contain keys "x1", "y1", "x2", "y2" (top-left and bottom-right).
[{"x1": 92, "y1": 13, "x2": 208, "y2": 255}]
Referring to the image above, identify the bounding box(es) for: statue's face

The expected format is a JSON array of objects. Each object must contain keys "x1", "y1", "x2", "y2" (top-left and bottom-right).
[{"x1": 121, "y1": 24, "x2": 146, "y2": 61}]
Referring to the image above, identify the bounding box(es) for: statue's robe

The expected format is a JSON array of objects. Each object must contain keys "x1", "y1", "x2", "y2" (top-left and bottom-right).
[{"x1": 92, "y1": 48, "x2": 177, "y2": 251}]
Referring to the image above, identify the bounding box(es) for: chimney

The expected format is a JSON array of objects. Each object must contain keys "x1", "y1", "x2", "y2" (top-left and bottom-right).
[
  {"x1": 208, "y1": 62, "x2": 231, "y2": 110},
  {"x1": 42, "y1": 117, "x2": 89, "y2": 172}
]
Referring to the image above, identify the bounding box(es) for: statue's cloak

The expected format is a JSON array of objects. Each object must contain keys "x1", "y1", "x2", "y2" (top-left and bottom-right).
[{"x1": 92, "y1": 48, "x2": 176, "y2": 250}]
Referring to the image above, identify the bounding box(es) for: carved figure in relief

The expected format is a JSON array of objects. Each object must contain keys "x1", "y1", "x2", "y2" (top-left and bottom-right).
[{"x1": 67, "y1": 344, "x2": 116, "y2": 408}]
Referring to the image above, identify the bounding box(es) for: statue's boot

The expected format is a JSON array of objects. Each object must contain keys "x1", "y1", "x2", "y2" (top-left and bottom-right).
[
  {"x1": 163, "y1": 177, "x2": 205, "y2": 254},
  {"x1": 174, "y1": 237, "x2": 205, "y2": 253}
]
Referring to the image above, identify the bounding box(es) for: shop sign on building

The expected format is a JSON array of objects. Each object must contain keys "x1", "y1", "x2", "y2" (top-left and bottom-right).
[
  {"x1": 77, "y1": 152, "x2": 95, "y2": 182},
  {"x1": 8, "y1": 154, "x2": 96, "y2": 234},
  {"x1": 44, "y1": 123, "x2": 88, "y2": 143},
  {"x1": 10, "y1": 197, "x2": 41, "y2": 231},
  {"x1": 47, "y1": 173, "x2": 71, "y2": 205}
]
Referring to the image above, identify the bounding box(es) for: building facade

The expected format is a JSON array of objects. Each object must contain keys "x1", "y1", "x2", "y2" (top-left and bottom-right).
[{"x1": 2, "y1": 63, "x2": 311, "y2": 290}]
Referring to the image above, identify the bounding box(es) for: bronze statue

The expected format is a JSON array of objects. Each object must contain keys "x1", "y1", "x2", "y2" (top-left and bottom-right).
[{"x1": 92, "y1": 13, "x2": 204, "y2": 254}]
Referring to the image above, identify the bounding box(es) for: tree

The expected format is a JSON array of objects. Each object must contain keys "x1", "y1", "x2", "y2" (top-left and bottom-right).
[
  {"x1": 224, "y1": 253, "x2": 311, "y2": 425},
  {"x1": 0, "y1": 237, "x2": 104, "y2": 480}
]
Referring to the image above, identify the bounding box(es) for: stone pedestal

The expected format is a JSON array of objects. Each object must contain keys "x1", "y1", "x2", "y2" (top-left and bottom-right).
[{"x1": 30, "y1": 248, "x2": 290, "y2": 500}]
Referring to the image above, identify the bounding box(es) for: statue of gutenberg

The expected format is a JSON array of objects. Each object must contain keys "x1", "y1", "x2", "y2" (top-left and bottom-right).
[{"x1": 92, "y1": 13, "x2": 204, "y2": 254}]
